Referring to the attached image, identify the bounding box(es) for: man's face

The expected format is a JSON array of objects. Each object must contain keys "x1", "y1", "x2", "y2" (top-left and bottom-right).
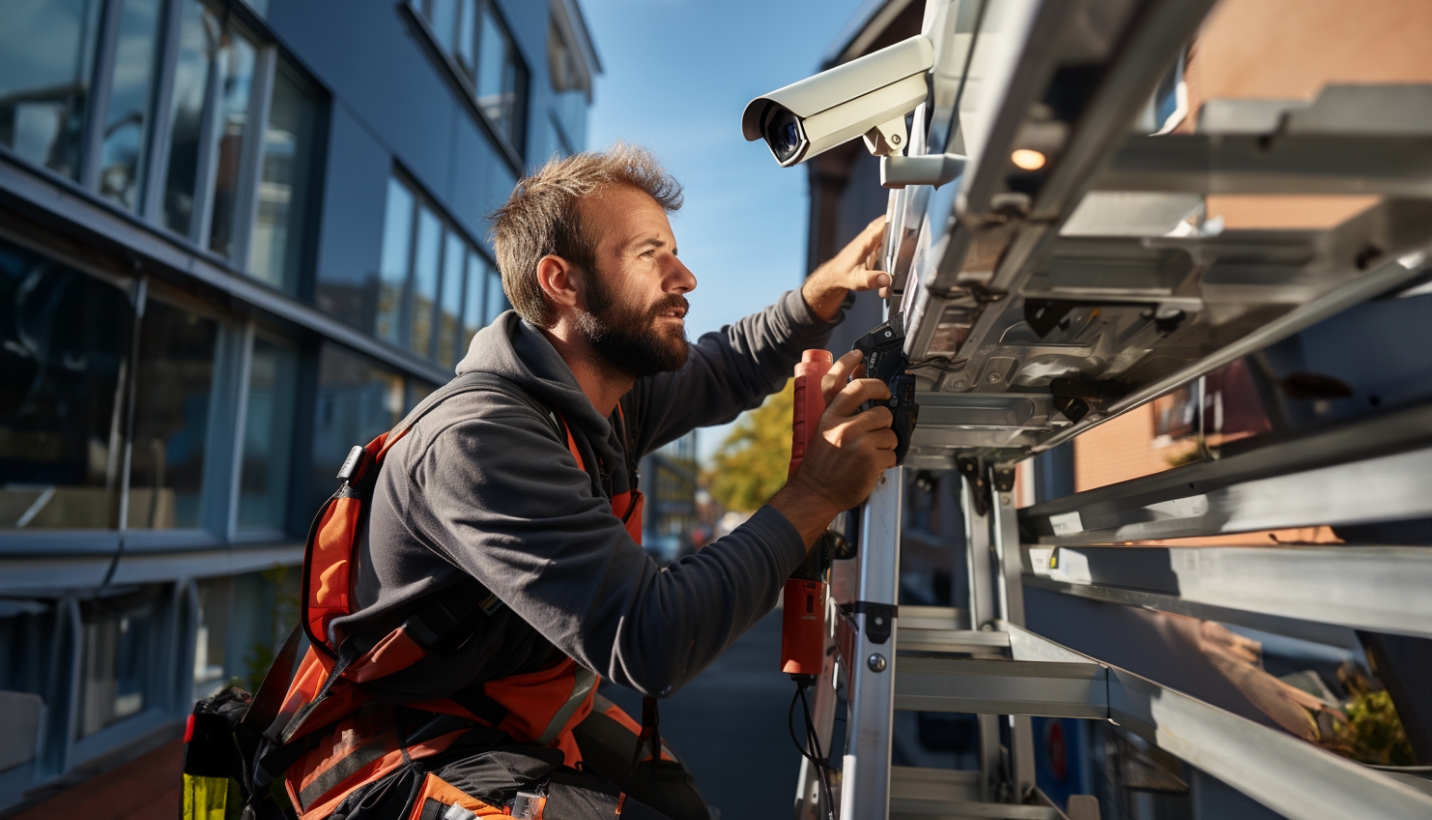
[{"x1": 574, "y1": 185, "x2": 697, "y2": 380}]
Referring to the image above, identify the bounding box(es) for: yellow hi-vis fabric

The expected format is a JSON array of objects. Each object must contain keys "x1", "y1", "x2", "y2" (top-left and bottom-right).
[{"x1": 181, "y1": 773, "x2": 231, "y2": 820}]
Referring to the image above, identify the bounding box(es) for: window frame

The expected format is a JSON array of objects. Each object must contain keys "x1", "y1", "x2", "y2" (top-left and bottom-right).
[
  {"x1": 380, "y1": 170, "x2": 500, "y2": 367},
  {"x1": 405, "y1": 0, "x2": 529, "y2": 169}
]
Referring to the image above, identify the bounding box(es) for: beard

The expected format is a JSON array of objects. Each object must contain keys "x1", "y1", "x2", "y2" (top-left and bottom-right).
[{"x1": 576, "y1": 270, "x2": 691, "y2": 380}]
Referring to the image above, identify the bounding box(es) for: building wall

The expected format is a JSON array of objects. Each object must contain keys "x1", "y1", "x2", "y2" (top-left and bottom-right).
[{"x1": 0, "y1": 0, "x2": 598, "y2": 811}]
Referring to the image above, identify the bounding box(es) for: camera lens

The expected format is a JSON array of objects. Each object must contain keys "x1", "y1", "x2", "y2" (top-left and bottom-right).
[{"x1": 764, "y1": 108, "x2": 804, "y2": 163}]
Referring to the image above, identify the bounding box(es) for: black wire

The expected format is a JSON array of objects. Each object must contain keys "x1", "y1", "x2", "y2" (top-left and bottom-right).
[{"x1": 788, "y1": 681, "x2": 836, "y2": 820}]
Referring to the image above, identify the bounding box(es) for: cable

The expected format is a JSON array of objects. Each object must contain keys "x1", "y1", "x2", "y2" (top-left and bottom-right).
[{"x1": 787, "y1": 681, "x2": 837, "y2": 820}]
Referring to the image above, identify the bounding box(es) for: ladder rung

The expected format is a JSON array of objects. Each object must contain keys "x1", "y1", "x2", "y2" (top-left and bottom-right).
[
  {"x1": 890, "y1": 765, "x2": 981, "y2": 803},
  {"x1": 889, "y1": 798, "x2": 1062, "y2": 819},
  {"x1": 897, "y1": 626, "x2": 1011, "y2": 655}
]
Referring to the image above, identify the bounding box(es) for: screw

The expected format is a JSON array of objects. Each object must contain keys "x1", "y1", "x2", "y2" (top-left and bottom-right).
[
  {"x1": 952, "y1": 378, "x2": 967, "y2": 388},
  {"x1": 891, "y1": 134, "x2": 902, "y2": 145},
  {"x1": 987, "y1": 372, "x2": 1003, "y2": 384},
  {"x1": 867, "y1": 653, "x2": 887, "y2": 673}
]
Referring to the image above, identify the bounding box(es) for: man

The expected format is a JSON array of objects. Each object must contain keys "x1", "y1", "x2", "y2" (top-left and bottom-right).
[{"x1": 280, "y1": 145, "x2": 895, "y2": 819}]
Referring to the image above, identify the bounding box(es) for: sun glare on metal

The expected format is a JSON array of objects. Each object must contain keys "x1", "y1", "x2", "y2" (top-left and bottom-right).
[{"x1": 1010, "y1": 149, "x2": 1047, "y2": 171}]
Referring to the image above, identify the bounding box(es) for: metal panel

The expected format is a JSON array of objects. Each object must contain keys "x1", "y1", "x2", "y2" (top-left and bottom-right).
[{"x1": 1024, "y1": 544, "x2": 1432, "y2": 640}]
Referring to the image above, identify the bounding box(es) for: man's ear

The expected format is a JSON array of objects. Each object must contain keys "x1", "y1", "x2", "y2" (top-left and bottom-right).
[{"x1": 535, "y1": 254, "x2": 581, "y2": 314}]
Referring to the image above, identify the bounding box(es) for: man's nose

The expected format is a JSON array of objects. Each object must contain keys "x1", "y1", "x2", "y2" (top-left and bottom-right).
[{"x1": 667, "y1": 257, "x2": 697, "y2": 294}]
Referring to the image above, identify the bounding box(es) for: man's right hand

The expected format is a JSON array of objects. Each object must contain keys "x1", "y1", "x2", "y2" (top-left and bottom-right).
[{"x1": 770, "y1": 349, "x2": 897, "y2": 546}]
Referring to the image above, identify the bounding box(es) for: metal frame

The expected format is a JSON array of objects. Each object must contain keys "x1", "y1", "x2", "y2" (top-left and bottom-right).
[{"x1": 816, "y1": 0, "x2": 1432, "y2": 818}]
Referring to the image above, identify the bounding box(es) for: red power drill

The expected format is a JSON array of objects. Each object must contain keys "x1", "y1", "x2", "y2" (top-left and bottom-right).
[{"x1": 781, "y1": 349, "x2": 833, "y2": 678}]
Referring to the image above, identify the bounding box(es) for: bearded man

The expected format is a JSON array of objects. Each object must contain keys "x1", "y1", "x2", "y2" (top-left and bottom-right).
[{"x1": 283, "y1": 145, "x2": 896, "y2": 820}]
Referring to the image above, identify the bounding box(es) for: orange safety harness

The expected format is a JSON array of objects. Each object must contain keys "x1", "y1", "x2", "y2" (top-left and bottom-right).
[{"x1": 242, "y1": 373, "x2": 655, "y2": 819}]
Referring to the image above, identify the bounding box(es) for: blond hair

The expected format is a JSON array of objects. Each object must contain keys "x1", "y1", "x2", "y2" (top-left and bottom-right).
[{"x1": 490, "y1": 144, "x2": 683, "y2": 327}]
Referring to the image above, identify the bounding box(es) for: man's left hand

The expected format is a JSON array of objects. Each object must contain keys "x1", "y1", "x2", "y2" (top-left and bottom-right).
[{"x1": 801, "y1": 216, "x2": 890, "y2": 321}]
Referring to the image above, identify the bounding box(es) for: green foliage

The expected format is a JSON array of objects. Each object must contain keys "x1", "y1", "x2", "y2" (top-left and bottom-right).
[
  {"x1": 705, "y1": 380, "x2": 794, "y2": 512},
  {"x1": 1333, "y1": 683, "x2": 1416, "y2": 766}
]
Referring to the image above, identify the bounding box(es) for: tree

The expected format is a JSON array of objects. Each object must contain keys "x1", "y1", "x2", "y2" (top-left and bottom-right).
[{"x1": 705, "y1": 380, "x2": 794, "y2": 512}]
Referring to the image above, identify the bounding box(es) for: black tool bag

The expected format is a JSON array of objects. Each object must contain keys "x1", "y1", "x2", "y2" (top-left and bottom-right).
[{"x1": 182, "y1": 626, "x2": 304, "y2": 820}]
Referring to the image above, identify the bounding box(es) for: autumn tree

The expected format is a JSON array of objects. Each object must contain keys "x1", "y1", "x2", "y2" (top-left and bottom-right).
[{"x1": 705, "y1": 379, "x2": 794, "y2": 512}]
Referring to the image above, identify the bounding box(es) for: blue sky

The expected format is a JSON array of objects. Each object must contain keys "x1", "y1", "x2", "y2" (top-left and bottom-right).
[{"x1": 582, "y1": 0, "x2": 871, "y2": 463}]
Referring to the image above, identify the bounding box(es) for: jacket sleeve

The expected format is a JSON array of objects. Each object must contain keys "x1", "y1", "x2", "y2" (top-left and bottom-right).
[
  {"x1": 626, "y1": 288, "x2": 849, "y2": 455},
  {"x1": 408, "y1": 402, "x2": 808, "y2": 697}
]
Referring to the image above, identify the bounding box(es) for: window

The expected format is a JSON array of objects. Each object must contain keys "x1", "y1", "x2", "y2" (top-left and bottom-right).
[
  {"x1": 0, "y1": 236, "x2": 134, "y2": 530},
  {"x1": 249, "y1": 64, "x2": 319, "y2": 293},
  {"x1": 194, "y1": 576, "x2": 231, "y2": 699},
  {"x1": 77, "y1": 586, "x2": 164, "y2": 737},
  {"x1": 375, "y1": 174, "x2": 498, "y2": 365},
  {"x1": 237, "y1": 336, "x2": 297, "y2": 531},
  {"x1": 162, "y1": 0, "x2": 260, "y2": 252},
  {"x1": 0, "y1": 0, "x2": 102, "y2": 181},
  {"x1": 1, "y1": 0, "x2": 320, "y2": 292},
  {"x1": 310, "y1": 343, "x2": 406, "y2": 512},
  {"x1": 127, "y1": 298, "x2": 220, "y2": 529},
  {"x1": 416, "y1": 0, "x2": 528, "y2": 156},
  {"x1": 98, "y1": 0, "x2": 165, "y2": 210},
  {"x1": 473, "y1": 2, "x2": 527, "y2": 151}
]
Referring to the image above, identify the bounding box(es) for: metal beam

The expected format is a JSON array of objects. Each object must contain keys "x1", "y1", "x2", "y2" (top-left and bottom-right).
[
  {"x1": 895, "y1": 656, "x2": 1108, "y2": 718},
  {"x1": 1022, "y1": 403, "x2": 1432, "y2": 540},
  {"x1": 1098, "y1": 133, "x2": 1432, "y2": 197},
  {"x1": 993, "y1": 624, "x2": 1432, "y2": 820},
  {"x1": 1024, "y1": 545, "x2": 1432, "y2": 640}
]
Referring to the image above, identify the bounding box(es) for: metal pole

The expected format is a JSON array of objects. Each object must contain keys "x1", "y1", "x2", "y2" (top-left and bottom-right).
[{"x1": 839, "y1": 467, "x2": 903, "y2": 820}]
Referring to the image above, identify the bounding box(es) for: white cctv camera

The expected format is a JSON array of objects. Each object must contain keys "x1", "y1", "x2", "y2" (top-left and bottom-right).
[{"x1": 742, "y1": 35, "x2": 934, "y2": 167}]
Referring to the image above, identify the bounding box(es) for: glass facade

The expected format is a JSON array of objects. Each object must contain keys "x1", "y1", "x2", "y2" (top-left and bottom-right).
[
  {"x1": 311, "y1": 343, "x2": 406, "y2": 513},
  {"x1": 98, "y1": 0, "x2": 163, "y2": 210},
  {"x1": 238, "y1": 336, "x2": 297, "y2": 530},
  {"x1": 77, "y1": 587, "x2": 163, "y2": 738},
  {"x1": 0, "y1": 0, "x2": 596, "y2": 809},
  {"x1": 0, "y1": 0, "x2": 101, "y2": 180},
  {"x1": 417, "y1": 0, "x2": 529, "y2": 156},
  {"x1": 127, "y1": 299, "x2": 220, "y2": 529},
  {"x1": 375, "y1": 175, "x2": 501, "y2": 367},
  {"x1": 249, "y1": 64, "x2": 319, "y2": 292},
  {"x1": 0, "y1": 238, "x2": 134, "y2": 530}
]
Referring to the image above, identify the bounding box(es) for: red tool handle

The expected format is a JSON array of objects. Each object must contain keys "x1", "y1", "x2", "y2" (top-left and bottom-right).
[{"x1": 782, "y1": 350, "x2": 833, "y2": 677}]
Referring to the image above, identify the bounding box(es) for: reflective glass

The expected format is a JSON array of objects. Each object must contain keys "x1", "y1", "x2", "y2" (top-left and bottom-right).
[
  {"x1": 376, "y1": 178, "x2": 414, "y2": 344},
  {"x1": 77, "y1": 586, "x2": 162, "y2": 737},
  {"x1": 128, "y1": 299, "x2": 219, "y2": 529},
  {"x1": 0, "y1": 0, "x2": 100, "y2": 180},
  {"x1": 437, "y1": 233, "x2": 465, "y2": 368},
  {"x1": 457, "y1": 0, "x2": 477, "y2": 76},
  {"x1": 162, "y1": 0, "x2": 217, "y2": 236},
  {"x1": 428, "y1": 0, "x2": 459, "y2": 54},
  {"x1": 310, "y1": 344, "x2": 404, "y2": 513},
  {"x1": 476, "y1": 2, "x2": 525, "y2": 150},
  {"x1": 206, "y1": 26, "x2": 257, "y2": 258},
  {"x1": 98, "y1": 0, "x2": 164, "y2": 211},
  {"x1": 0, "y1": 237, "x2": 133, "y2": 530},
  {"x1": 238, "y1": 337, "x2": 296, "y2": 530},
  {"x1": 249, "y1": 65, "x2": 318, "y2": 294},
  {"x1": 193, "y1": 575, "x2": 231, "y2": 699},
  {"x1": 462, "y1": 252, "x2": 487, "y2": 353},
  {"x1": 409, "y1": 207, "x2": 442, "y2": 356}
]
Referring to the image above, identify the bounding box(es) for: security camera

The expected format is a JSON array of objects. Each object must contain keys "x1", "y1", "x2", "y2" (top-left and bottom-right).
[{"x1": 742, "y1": 35, "x2": 934, "y2": 167}]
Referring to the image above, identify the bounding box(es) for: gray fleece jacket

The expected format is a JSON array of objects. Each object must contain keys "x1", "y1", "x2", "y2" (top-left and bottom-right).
[{"x1": 338, "y1": 289, "x2": 844, "y2": 703}]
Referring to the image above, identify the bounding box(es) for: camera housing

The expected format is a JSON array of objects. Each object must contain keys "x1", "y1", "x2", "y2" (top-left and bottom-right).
[{"x1": 742, "y1": 35, "x2": 934, "y2": 167}]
